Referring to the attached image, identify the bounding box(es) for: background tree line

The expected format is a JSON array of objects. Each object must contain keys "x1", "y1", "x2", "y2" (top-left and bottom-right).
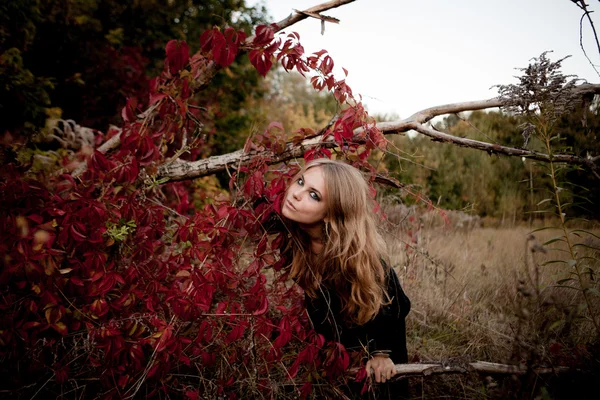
[
  {"x1": 383, "y1": 102, "x2": 600, "y2": 222},
  {"x1": 1, "y1": 0, "x2": 267, "y2": 156}
]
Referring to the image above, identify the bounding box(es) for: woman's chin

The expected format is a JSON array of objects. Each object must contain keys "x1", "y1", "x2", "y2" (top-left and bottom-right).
[{"x1": 281, "y1": 206, "x2": 292, "y2": 221}]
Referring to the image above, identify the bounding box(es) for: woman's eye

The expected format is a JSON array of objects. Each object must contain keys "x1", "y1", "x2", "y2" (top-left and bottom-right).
[
  {"x1": 297, "y1": 178, "x2": 304, "y2": 186},
  {"x1": 310, "y1": 191, "x2": 320, "y2": 201}
]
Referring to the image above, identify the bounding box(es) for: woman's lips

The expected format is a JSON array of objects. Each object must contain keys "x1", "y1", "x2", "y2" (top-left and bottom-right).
[{"x1": 285, "y1": 199, "x2": 297, "y2": 211}]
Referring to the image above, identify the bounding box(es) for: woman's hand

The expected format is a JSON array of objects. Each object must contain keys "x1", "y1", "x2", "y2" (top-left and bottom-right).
[{"x1": 366, "y1": 354, "x2": 396, "y2": 383}]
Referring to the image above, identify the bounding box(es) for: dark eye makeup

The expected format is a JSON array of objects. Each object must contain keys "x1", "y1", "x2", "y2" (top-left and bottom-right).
[{"x1": 297, "y1": 176, "x2": 321, "y2": 201}]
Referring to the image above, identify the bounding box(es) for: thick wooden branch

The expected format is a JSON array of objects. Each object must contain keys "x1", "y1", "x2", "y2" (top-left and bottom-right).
[
  {"x1": 392, "y1": 361, "x2": 569, "y2": 378},
  {"x1": 156, "y1": 83, "x2": 600, "y2": 182},
  {"x1": 158, "y1": 136, "x2": 325, "y2": 182},
  {"x1": 273, "y1": 0, "x2": 353, "y2": 31},
  {"x1": 348, "y1": 361, "x2": 570, "y2": 380}
]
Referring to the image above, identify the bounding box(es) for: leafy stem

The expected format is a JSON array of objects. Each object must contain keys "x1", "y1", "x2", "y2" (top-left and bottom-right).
[{"x1": 541, "y1": 121, "x2": 600, "y2": 335}]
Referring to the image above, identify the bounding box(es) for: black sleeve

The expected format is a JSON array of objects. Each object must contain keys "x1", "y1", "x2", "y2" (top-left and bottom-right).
[
  {"x1": 304, "y1": 287, "x2": 343, "y2": 343},
  {"x1": 362, "y1": 265, "x2": 410, "y2": 363}
]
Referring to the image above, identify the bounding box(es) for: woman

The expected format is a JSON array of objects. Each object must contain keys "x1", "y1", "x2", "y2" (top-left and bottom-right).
[{"x1": 280, "y1": 158, "x2": 410, "y2": 398}]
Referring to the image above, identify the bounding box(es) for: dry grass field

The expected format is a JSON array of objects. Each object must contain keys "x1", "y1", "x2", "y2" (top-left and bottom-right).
[{"x1": 381, "y1": 205, "x2": 600, "y2": 399}]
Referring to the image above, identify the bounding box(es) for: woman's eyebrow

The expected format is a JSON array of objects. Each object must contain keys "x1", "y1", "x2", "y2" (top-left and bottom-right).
[{"x1": 301, "y1": 174, "x2": 323, "y2": 197}]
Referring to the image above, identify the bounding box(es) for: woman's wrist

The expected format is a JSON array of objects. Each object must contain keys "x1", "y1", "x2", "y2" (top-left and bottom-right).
[{"x1": 371, "y1": 350, "x2": 391, "y2": 359}]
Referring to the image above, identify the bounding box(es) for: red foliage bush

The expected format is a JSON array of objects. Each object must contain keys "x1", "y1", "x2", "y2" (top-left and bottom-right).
[{"x1": 0, "y1": 23, "x2": 386, "y2": 398}]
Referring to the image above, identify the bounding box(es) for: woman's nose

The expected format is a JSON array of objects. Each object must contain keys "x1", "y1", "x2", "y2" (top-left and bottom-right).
[{"x1": 292, "y1": 189, "x2": 301, "y2": 200}]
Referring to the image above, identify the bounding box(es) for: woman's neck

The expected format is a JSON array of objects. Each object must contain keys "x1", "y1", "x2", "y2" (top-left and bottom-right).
[
  {"x1": 310, "y1": 240, "x2": 324, "y2": 255},
  {"x1": 297, "y1": 223, "x2": 325, "y2": 254}
]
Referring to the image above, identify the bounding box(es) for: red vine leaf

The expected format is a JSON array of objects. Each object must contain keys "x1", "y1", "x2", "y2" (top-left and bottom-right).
[{"x1": 165, "y1": 40, "x2": 190, "y2": 74}]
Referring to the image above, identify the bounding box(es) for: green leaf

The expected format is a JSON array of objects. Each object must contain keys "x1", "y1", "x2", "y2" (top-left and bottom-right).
[
  {"x1": 555, "y1": 285, "x2": 580, "y2": 291},
  {"x1": 579, "y1": 256, "x2": 599, "y2": 262},
  {"x1": 563, "y1": 181, "x2": 590, "y2": 191},
  {"x1": 571, "y1": 229, "x2": 600, "y2": 240},
  {"x1": 567, "y1": 217, "x2": 592, "y2": 224},
  {"x1": 573, "y1": 243, "x2": 600, "y2": 251},
  {"x1": 536, "y1": 198, "x2": 553, "y2": 206},
  {"x1": 530, "y1": 226, "x2": 561, "y2": 233},
  {"x1": 550, "y1": 248, "x2": 572, "y2": 255},
  {"x1": 548, "y1": 319, "x2": 564, "y2": 332},
  {"x1": 544, "y1": 236, "x2": 565, "y2": 246},
  {"x1": 571, "y1": 194, "x2": 593, "y2": 204},
  {"x1": 556, "y1": 278, "x2": 573, "y2": 284},
  {"x1": 542, "y1": 260, "x2": 567, "y2": 266}
]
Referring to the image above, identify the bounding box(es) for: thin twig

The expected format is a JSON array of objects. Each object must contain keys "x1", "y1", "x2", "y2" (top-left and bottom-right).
[{"x1": 572, "y1": 1, "x2": 600, "y2": 77}]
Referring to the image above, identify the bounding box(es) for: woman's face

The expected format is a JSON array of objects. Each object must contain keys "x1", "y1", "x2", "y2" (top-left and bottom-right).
[{"x1": 282, "y1": 166, "x2": 328, "y2": 226}]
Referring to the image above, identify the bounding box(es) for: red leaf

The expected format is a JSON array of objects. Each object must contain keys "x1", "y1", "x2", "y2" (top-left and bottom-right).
[
  {"x1": 121, "y1": 97, "x2": 138, "y2": 122},
  {"x1": 226, "y1": 322, "x2": 246, "y2": 343},
  {"x1": 22, "y1": 321, "x2": 43, "y2": 330},
  {"x1": 165, "y1": 40, "x2": 190, "y2": 73},
  {"x1": 51, "y1": 322, "x2": 68, "y2": 336},
  {"x1": 54, "y1": 364, "x2": 70, "y2": 384},
  {"x1": 313, "y1": 49, "x2": 328, "y2": 58},
  {"x1": 299, "y1": 382, "x2": 312, "y2": 399},
  {"x1": 213, "y1": 27, "x2": 241, "y2": 67},
  {"x1": 354, "y1": 367, "x2": 368, "y2": 383},
  {"x1": 70, "y1": 224, "x2": 87, "y2": 241},
  {"x1": 310, "y1": 76, "x2": 325, "y2": 91},
  {"x1": 149, "y1": 93, "x2": 166, "y2": 106},
  {"x1": 200, "y1": 27, "x2": 219, "y2": 52},
  {"x1": 273, "y1": 318, "x2": 291, "y2": 348},
  {"x1": 249, "y1": 49, "x2": 273, "y2": 77},
  {"x1": 117, "y1": 374, "x2": 129, "y2": 389},
  {"x1": 267, "y1": 121, "x2": 284, "y2": 133},
  {"x1": 320, "y1": 56, "x2": 334, "y2": 75},
  {"x1": 210, "y1": 30, "x2": 227, "y2": 66},
  {"x1": 243, "y1": 170, "x2": 265, "y2": 198},
  {"x1": 70, "y1": 276, "x2": 84, "y2": 286},
  {"x1": 251, "y1": 296, "x2": 268, "y2": 316},
  {"x1": 253, "y1": 25, "x2": 275, "y2": 46},
  {"x1": 179, "y1": 354, "x2": 191, "y2": 367},
  {"x1": 201, "y1": 351, "x2": 216, "y2": 367}
]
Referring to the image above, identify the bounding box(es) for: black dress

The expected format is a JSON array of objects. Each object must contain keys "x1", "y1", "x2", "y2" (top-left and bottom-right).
[{"x1": 305, "y1": 263, "x2": 411, "y2": 398}]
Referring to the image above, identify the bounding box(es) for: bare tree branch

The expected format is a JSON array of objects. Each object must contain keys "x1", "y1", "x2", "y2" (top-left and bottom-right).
[
  {"x1": 195, "y1": 0, "x2": 354, "y2": 89},
  {"x1": 572, "y1": 0, "x2": 600, "y2": 78},
  {"x1": 156, "y1": 83, "x2": 600, "y2": 182}
]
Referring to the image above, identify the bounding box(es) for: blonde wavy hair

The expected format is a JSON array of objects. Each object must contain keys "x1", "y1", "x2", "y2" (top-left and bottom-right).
[{"x1": 286, "y1": 159, "x2": 388, "y2": 325}]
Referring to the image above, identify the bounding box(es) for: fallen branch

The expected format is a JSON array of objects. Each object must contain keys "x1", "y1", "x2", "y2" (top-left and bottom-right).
[{"x1": 348, "y1": 361, "x2": 571, "y2": 380}]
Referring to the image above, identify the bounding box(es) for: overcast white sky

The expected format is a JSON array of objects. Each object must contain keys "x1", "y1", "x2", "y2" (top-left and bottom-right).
[{"x1": 248, "y1": 0, "x2": 600, "y2": 117}]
